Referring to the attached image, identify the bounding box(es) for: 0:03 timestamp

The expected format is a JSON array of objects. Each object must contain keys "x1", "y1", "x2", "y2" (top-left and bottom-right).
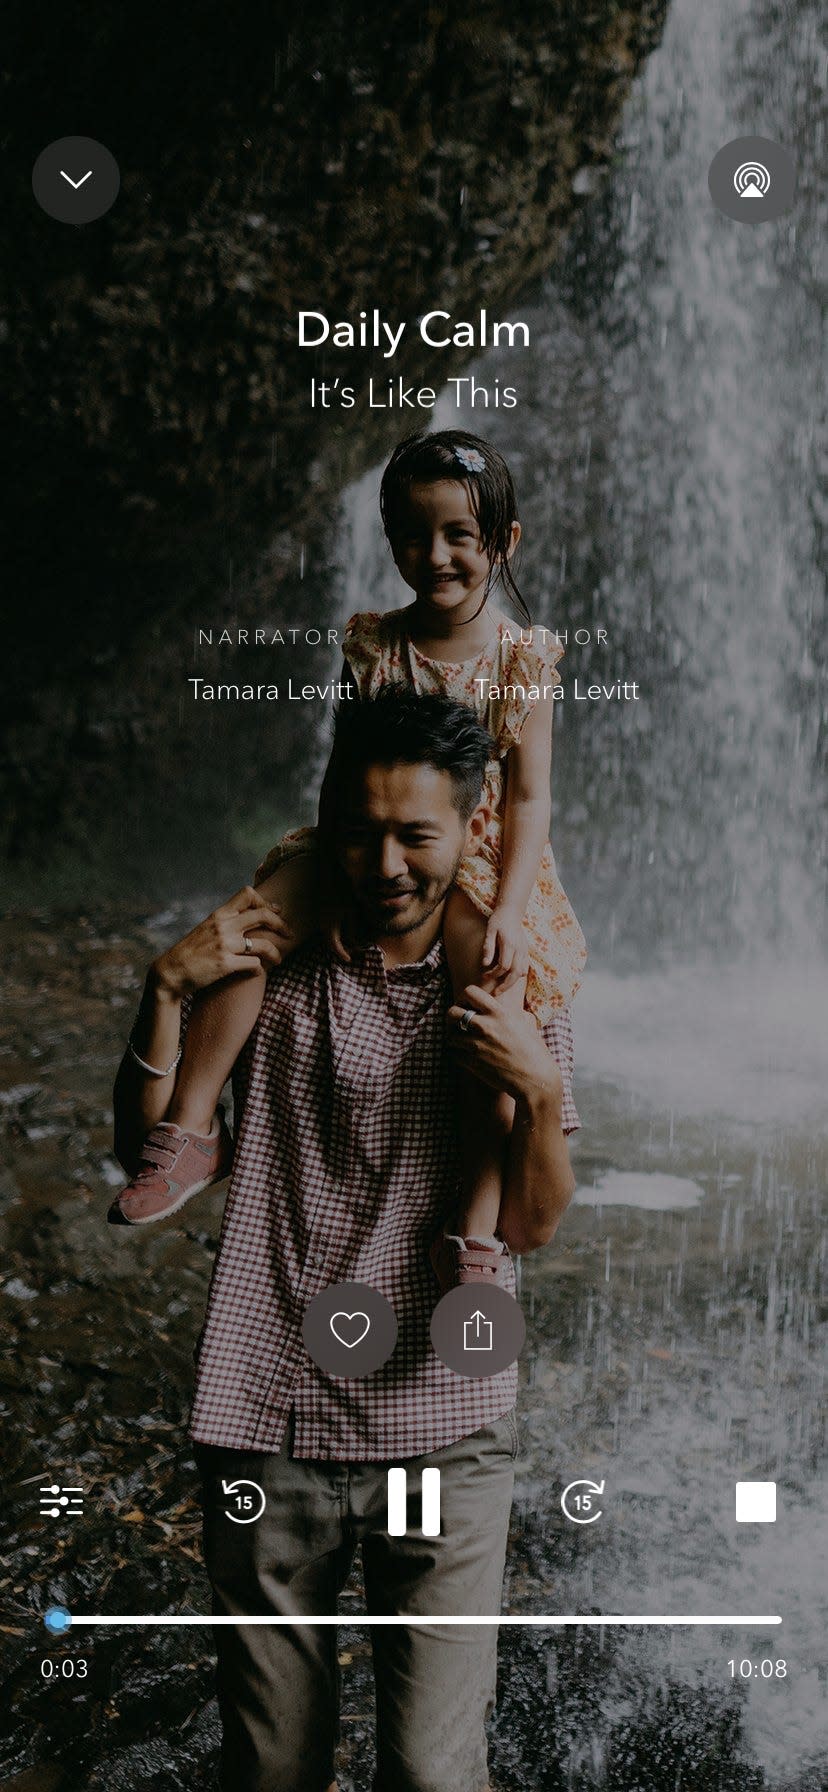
[{"x1": 40, "y1": 1658, "x2": 88, "y2": 1679}]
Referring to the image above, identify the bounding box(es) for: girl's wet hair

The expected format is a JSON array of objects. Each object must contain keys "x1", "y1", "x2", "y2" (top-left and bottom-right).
[{"x1": 379, "y1": 429, "x2": 529, "y2": 624}]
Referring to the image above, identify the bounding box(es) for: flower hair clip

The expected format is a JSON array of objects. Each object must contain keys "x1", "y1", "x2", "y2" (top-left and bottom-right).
[{"x1": 454, "y1": 446, "x2": 486, "y2": 473}]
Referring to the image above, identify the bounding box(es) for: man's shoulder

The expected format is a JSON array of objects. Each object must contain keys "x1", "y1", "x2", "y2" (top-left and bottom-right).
[
  {"x1": 235, "y1": 940, "x2": 327, "y2": 1081},
  {"x1": 257, "y1": 935, "x2": 449, "y2": 1026},
  {"x1": 260, "y1": 934, "x2": 331, "y2": 996}
]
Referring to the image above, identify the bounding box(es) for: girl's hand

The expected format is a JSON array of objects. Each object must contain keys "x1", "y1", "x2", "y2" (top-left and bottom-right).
[{"x1": 481, "y1": 906, "x2": 530, "y2": 991}]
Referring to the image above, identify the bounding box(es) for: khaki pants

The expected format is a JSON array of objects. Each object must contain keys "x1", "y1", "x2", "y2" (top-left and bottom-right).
[{"x1": 196, "y1": 1414, "x2": 518, "y2": 1792}]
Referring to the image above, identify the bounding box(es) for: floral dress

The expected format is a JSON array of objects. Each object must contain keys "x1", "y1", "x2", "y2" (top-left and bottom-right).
[{"x1": 257, "y1": 609, "x2": 587, "y2": 1018}]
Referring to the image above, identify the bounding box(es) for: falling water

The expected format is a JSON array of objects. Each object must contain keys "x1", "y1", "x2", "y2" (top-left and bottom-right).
[
  {"x1": 328, "y1": 0, "x2": 828, "y2": 1781},
  {"x1": 331, "y1": 0, "x2": 828, "y2": 1131},
  {"x1": 335, "y1": 0, "x2": 827, "y2": 970}
]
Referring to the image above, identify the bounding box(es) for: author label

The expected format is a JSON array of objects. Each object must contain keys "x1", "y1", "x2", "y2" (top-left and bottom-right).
[{"x1": 475, "y1": 678, "x2": 640, "y2": 703}]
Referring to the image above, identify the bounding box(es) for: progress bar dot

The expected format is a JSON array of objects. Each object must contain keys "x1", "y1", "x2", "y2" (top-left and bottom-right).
[{"x1": 44, "y1": 1606, "x2": 72, "y2": 1635}]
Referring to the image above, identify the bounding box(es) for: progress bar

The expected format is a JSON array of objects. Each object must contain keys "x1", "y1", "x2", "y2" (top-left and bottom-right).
[{"x1": 46, "y1": 1609, "x2": 781, "y2": 1633}]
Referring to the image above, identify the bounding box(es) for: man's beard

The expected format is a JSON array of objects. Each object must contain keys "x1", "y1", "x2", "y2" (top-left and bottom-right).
[{"x1": 354, "y1": 849, "x2": 465, "y2": 939}]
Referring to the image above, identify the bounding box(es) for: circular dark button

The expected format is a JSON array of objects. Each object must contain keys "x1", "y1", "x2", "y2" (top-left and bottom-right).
[
  {"x1": 707, "y1": 136, "x2": 796, "y2": 224},
  {"x1": 32, "y1": 137, "x2": 120, "y2": 224},
  {"x1": 302, "y1": 1281, "x2": 398, "y2": 1378},
  {"x1": 430, "y1": 1284, "x2": 526, "y2": 1378}
]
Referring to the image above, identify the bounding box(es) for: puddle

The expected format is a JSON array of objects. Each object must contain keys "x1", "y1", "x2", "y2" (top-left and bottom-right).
[{"x1": 574, "y1": 1170, "x2": 705, "y2": 1209}]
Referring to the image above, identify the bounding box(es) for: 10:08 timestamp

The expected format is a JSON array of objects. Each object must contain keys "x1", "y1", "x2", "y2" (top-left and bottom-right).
[{"x1": 728, "y1": 1659, "x2": 787, "y2": 1679}]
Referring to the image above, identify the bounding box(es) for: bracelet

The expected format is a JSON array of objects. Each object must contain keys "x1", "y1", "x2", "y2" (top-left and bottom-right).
[{"x1": 128, "y1": 1032, "x2": 183, "y2": 1078}]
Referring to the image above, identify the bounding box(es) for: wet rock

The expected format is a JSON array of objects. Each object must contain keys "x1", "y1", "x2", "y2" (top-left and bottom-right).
[{"x1": 2, "y1": 1, "x2": 668, "y2": 887}]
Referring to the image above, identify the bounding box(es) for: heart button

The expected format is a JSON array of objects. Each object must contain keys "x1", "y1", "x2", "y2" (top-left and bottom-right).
[
  {"x1": 303, "y1": 1284, "x2": 396, "y2": 1376},
  {"x1": 329, "y1": 1311, "x2": 371, "y2": 1348}
]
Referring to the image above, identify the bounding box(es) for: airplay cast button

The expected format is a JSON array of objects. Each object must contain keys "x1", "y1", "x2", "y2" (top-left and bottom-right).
[
  {"x1": 707, "y1": 135, "x2": 795, "y2": 222},
  {"x1": 32, "y1": 138, "x2": 120, "y2": 224}
]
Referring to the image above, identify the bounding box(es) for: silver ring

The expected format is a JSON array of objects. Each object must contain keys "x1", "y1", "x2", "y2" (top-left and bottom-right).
[
  {"x1": 459, "y1": 1008, "x2": 475, "y2": 1034},
  {"x1": 243, "y1": 934, "x2": 254, "y2": 954}
]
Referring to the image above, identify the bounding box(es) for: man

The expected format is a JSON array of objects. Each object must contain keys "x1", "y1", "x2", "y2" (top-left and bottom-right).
[{"x1": 113, "y1": 689, "x2": 579, "y2": 1792}]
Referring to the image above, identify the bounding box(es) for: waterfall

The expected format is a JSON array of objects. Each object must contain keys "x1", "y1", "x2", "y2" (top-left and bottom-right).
[{"x1": 334, "y1": 0, "x2": 826, "y2": 969}]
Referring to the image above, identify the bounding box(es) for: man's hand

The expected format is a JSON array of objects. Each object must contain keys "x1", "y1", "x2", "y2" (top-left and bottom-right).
[
  {"x1": 448, "y1": 984, "x2": 563, "y2": 1111},
  {"x1": 152, "y1": 887, "x2": 294, "y2": 999},
  {"x1": 450, "y1": 986, "x2": 574, "y2": 1254},
  {"x1": 480, "y1": 907, "x2": 530, "y2": 991}
]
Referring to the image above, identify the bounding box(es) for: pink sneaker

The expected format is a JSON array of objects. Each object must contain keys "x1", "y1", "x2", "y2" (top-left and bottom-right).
[
  {"x1": 429, "y1": 1232, "x2": 513, "y2": 1295},
  {"x1": 108, "y1": 1113, "x2": 234, "y2": 1226}
]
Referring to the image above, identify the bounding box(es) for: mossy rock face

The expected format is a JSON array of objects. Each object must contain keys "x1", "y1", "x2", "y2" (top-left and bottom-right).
[{"x1": 3, "y1": 0, "x2": 667, "y2": 882}]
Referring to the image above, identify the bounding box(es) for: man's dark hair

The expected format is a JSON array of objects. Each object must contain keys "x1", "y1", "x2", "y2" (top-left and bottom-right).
[{"x1": 332, "y1": 687, "x2": 493, "y2": 821}]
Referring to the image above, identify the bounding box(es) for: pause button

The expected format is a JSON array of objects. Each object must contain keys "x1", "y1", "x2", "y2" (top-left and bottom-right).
[{"x1": 387, "y1": 1468, "x2": 441, "y2": 1537}]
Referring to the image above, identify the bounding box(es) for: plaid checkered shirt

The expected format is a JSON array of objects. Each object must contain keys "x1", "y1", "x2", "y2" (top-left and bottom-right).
[{"x1": 188, "y1": 937, "x2": 579, "y2": 1459}]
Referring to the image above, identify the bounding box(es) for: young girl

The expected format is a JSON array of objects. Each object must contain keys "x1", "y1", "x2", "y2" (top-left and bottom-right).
[{"x1": 113, "y1": 430, "x2": 586, "y2": 1284}]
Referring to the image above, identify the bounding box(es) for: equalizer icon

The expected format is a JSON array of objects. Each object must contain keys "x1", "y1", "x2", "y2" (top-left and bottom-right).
[{"x1": 40, "y1": 1482, "x2": 83, "y2": 1520}]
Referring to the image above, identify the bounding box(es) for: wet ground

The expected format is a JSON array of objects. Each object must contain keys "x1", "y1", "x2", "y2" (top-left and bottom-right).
[{"x1": 1, "y1": 909, "x2": 827, "y2": 1790}]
